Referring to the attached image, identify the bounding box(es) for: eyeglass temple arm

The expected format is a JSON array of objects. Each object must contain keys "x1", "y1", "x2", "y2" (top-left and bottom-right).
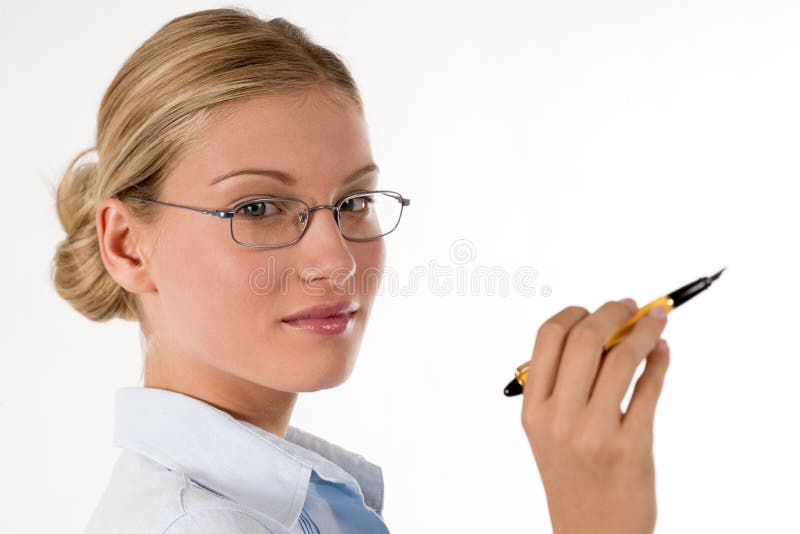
[
  {"x1": 125, "y1": 194, "x2": 409, "y2": 216},
  {"x1": 123, "y1": 196, "x2": 234, "y2": 219}
]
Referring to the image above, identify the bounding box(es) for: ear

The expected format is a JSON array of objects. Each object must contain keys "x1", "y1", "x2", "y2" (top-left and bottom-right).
[{"x1": 96, "y1": 198, "x2": 157, "y2": 294}]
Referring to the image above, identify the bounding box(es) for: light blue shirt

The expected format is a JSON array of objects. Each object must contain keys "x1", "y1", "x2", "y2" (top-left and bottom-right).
[{"x1": 84, "y1": 386, "x2": 390, "y2": 533}]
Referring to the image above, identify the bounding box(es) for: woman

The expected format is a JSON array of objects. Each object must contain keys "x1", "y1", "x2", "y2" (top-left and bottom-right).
[{"x1": 52, "y1": 8, "x2": 671, "y2": 533}]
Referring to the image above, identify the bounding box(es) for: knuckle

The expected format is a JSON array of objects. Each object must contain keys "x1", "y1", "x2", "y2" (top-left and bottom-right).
[
  {"x1": 522, "y1": 406, "x2": 563, "y2": 447},
  {"x1": 610, "y1": 436, "x2": 633, "y2": 458},
  {"x1": 520, "y1": 410, "x2": 530, "y2": 432},
  {"x1": 575, "y1": 431, "x2": 608, "y2": 457},
  {"x1": 520, "y1": 404, "x2": 536, "y2": 429},
  {"x1": 575, "y1": 429, "x2": 631, "y2": 462},
  {"x1": 536, "y1": 307, "x2": 586, "y2": 343},
  {"x1": 610, "y1": 343, "x2": 640, "y2": 365},
  {"x1": 569, "y1": 321, "x2": 603, "y2": 348},
  {"x1": 549, "y1": 418, "x2": 573, "y2": 445},
  {"x1": 536, "y1": 319, "x2": 570, "y2": 344},
  {"x1": 613, "y1": 434, "x2": 649, "y2": 459},
  {"x1": 521, "y1": 400, "x2": 548, "y2": 431},
  {"x1": 543, "y1": 404, "x2": 573, "y2": 444},
  {"x1": 599, "y1": 300, "x2": 633, "y2": 319}
]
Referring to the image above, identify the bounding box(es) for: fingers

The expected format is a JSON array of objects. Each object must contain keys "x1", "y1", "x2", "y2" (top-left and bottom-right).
[
  {"x1": 588, "y1": 307, "x2": 668, "y2": 423},
  {"x1": 622, "y1": 338, "x2": 670, "y2": 435},
  {"x1": 551, "y1": 299, "x2": 638, "y2": 411},
  {"x1": 523, "y1": 306, "x2": 589, "y2": 403}
]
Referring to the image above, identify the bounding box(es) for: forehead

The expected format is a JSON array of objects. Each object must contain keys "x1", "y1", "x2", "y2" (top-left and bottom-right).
[{"x1": 174, "y1": 91, "x2": 373, "y2": 187}]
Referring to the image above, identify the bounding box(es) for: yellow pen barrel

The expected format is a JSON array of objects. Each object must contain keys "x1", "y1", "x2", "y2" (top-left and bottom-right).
[
  {"x1": 514, "y1": 296, "x2": 674, "y2": 388},
  {"x1": 602, "y1": 296, "x2": 673, "y2": 352}
]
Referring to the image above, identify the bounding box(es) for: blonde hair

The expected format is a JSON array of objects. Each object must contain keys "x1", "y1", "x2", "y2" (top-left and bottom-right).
[{"x1": 51, "y1": 7, "x2": 363, "y2": 324}]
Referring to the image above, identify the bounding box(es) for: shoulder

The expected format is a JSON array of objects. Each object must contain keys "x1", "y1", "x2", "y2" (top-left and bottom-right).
[{"x1": 83, "y1": 451, "x2": 280, "y2": 534}]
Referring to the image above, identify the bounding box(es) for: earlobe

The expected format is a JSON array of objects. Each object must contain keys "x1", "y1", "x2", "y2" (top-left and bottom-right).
[{"x1": 96, "y1": 198, "x2": 156, "y2": 294}]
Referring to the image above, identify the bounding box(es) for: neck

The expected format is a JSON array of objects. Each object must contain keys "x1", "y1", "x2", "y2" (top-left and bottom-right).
[{"x1": 143, "y1": 344, "x2": 298, "y2": 439}]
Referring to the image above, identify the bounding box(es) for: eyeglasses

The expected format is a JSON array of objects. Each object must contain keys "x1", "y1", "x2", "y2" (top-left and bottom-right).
[{"x1": 122, "y1": 190, "x2": 411, "y2": 248}]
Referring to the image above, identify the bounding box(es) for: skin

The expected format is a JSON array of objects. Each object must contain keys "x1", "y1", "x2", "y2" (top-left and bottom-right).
[
  {"x1": 96, "y1": 86, "x2": 668, "y2": 532},
  {"x1": 96, "y1": 88, "x2": 385, "y2": 438},
  {"x1": 521, "y1": 299, "x2": 670, "y2": 534}
]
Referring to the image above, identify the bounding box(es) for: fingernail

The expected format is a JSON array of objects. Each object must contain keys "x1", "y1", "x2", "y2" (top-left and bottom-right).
[
  {"x1": 648, "y1": 306, "x2": 667, "y2": 320},
  {"x1": 655, "y1": 338, "x2": 668, "y2": 353},
  {"x1": 618, "y1": 298, "x2": 637, "y2": 313}
]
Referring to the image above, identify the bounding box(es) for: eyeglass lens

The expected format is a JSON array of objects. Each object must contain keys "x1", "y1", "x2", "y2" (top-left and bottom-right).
[{"x1": 231, "y1": 192, "x2": 404, "y2": 247}]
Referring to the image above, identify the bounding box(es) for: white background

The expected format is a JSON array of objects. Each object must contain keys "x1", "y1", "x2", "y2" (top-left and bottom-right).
[{"x1": 2, "y1": 1, "x2": 799, "y2": 532}]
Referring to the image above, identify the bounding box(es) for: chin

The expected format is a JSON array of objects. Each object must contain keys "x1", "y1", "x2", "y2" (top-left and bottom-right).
[{"x1": 294, "y1": 362, "x2": 356, "y2": 392}]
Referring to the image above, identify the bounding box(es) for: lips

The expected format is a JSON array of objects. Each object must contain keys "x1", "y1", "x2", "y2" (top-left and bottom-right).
[{"x1": 281, "y1": 300, "x2": 359, "y2": 322}]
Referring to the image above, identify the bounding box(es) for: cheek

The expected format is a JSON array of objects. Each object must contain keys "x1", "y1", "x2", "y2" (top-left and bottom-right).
[
  {"x1": 366, "y1": 239, "x2": 386, "y2": 270},
  {"x1": 152, "y1": 219, "x2": 280, "y2": 346},
  {"x1": 352, "y1": 239, "x2": 385, "y2": 295}
]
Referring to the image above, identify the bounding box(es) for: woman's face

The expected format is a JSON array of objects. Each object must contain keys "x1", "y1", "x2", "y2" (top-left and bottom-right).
[{"x1": 140, "y1": 89, "x2": 385, "y2": 393}]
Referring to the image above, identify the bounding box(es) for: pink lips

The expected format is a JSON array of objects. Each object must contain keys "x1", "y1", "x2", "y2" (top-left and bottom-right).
[{"x1": 281, "y1": 301, "x2": 359, "y2": 336}]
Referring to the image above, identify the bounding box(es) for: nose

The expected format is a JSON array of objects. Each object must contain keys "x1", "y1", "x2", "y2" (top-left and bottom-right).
[{"x1": 297, "y1": 206, "x2": 356, "y2": 287}]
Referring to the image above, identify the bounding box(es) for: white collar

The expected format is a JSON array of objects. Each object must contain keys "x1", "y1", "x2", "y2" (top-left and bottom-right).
[{"x1": 112, "y1": 386, "x2": 384, "y2": 529}]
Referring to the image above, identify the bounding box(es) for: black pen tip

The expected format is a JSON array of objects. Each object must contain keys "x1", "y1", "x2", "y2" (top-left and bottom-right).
[
  {"x1": 504, "y1": 378, "x2": 523, "y2": 397},
  {"x1": 709, "y1": 266, "x2": 727, "y2": 282}
]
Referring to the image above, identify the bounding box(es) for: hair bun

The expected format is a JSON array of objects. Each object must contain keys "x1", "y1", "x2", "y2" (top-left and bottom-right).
[{"x1": 51, "y1": 148, "x2": 138, "y2": 322}]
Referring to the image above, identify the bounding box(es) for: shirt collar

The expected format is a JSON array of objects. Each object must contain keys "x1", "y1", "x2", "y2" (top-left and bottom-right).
[{"x1": 112, "y1": 386, "x2": 384, "y2": 529}]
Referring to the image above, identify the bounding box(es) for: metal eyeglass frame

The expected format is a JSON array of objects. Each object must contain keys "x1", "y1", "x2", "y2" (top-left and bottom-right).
[{"x1": 121, "y1": 190, "x2": 411, "y2": 249}]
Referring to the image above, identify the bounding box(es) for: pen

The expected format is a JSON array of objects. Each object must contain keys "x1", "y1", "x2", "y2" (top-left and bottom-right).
[{"x1": 503, "y1": 267, "x2": 727, "y2": 397}]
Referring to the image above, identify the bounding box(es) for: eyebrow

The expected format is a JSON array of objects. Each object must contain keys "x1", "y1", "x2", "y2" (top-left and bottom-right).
[{"x1": 210, "y1": 162, "x2": 380, "y2": 186}]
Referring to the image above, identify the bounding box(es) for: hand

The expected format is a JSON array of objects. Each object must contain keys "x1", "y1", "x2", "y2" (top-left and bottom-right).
[{"x1": 520, "y1": 299, "x2": 670, "y2": 534}]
